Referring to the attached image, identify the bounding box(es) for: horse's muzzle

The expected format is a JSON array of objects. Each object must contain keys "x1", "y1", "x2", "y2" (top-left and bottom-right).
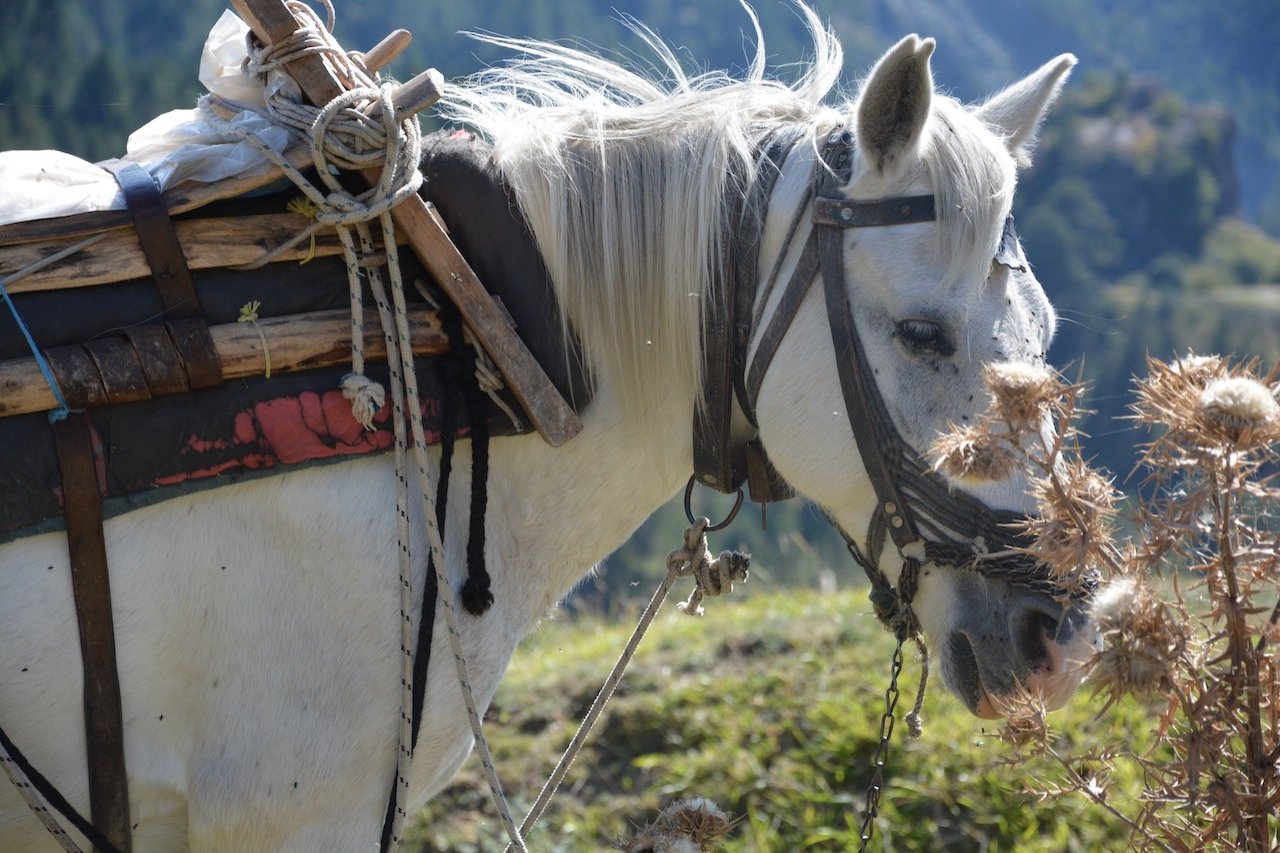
[{"x1": 942, "y1": 583, "x2": 1097, "y2": 719}]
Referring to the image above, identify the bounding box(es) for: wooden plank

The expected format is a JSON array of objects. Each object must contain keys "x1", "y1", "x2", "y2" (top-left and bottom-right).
[
  {"x1": 231, "y1": 0, "x2": 582, "y2": 447},
  {"x1": 0, "y1": 306, "x2": 446, "y2": 419},
  {"x1": 0, "y1": 213, "x2": 404, "y2": 294}
]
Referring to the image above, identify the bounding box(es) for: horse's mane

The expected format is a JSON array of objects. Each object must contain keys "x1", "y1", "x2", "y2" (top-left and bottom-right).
[{"x1": 437, "y1": 4, "x2": 1014, "y2": 416}]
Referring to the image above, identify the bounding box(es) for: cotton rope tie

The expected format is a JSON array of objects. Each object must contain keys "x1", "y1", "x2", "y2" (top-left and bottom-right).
[
  {"x1": 0, "y1": 743, "x2": 82, "y2": 853},
  {"x1": 196, "y1": 1, "x2": 526, "y2": 848},
  {"x1": 504, "y1": 519, "x2": 750, "y2": 850}
]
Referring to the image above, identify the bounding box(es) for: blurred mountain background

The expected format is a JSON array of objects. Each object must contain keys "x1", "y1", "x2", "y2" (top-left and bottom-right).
[{"x1": 4, "y1": 0, "x2": 1278, "y2": 598}]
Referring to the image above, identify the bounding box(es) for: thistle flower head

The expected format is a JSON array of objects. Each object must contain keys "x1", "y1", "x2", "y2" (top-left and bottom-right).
[
  {"x1": 1199, "y1": 376, "x2": 1280, "y2": 441},
  {"x1": 1170, "y1": 353, "x2": 1225, "y2": 380},
  {"x1": 984, "y1": 362, "x2": 1067, "y2": 430},
  {"x1": 998, "y1": 689, "x2": 1050, "y2": 751},
  {"x1": 1021, "y1": 460, "x2": 1119, "y2": 587},
  {"x1": 1135, "y1": 354, "x2": 1280, "y2": 452},
  {"x1": 931, "y1": 423, "x2": 1019, "y2": 483},
  {"x1": 620, "y1": 799, "x2": 736, "y2": 852},
  {"x1": 1089, "y1": 576, "x2": 1188, "y2": 698}
]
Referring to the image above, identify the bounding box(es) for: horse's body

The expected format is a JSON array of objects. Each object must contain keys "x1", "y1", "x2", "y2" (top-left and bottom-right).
[{"x1": 1, "y1": 8, "x2": 1091, "y2": 849}]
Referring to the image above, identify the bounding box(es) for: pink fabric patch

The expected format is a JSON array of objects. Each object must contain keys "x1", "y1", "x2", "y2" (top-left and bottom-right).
[{"x1": 152, "y1": 390, "x2": 397, "y2": 486}]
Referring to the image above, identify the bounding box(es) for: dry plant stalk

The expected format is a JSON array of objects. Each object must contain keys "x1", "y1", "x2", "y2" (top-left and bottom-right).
[{"x1": 934, "y1": 354, "x2": 1280, "y2": 851}]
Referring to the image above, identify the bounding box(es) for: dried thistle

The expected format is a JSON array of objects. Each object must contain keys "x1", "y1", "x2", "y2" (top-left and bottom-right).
[
  {"x1": 1198, "y1": 376, "x2": 1280, "y2": 445},
  {"x1": 619, "y1": 798, "x2": 737, "y2": 853},
  {"x1": 984, "y1": 362, "x2": 1068, "y2": 429},
  {"x1": 994, "y1": 353, "x2": 1280, "y2": 852},
  {"x1": 1020, "y1": 460, "x2": 1120, "y2": 585},
  {"x1": 931, "y1": 422, "x2": 1019, "y2": 483},
  {"x1": 998, "y1": 688, "x2": 1051, "y2": 752},
  {"x1": 1088, "y1": 577, "x2": 1189, "y2": 699},
  {"x1": 1135, "y1": 353, "x2": 1280, "y2": 458}
]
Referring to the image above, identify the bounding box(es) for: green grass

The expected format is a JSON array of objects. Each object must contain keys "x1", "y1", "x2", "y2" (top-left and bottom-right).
[{"x1": 408, "y1": 587, "x2": 1152, "y2": 851}]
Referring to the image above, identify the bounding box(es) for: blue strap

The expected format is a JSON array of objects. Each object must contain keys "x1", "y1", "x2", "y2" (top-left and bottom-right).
[{"x1": 0, "y1": 277, "x2": 71, "y2": 422}]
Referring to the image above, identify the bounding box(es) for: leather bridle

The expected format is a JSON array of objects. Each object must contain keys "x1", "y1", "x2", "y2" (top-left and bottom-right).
[{"x1": 695, "y1": 126, "x2": 1091, "y2": 639}]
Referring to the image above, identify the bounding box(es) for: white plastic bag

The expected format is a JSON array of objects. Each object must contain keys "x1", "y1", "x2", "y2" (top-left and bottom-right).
[{"x1": 0, "y1": 11, "x2": 296, "y2": 227}]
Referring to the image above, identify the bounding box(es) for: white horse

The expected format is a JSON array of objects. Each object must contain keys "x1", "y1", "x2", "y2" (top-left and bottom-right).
[{"x1": 1, "y1": 8, "x2": 1091, "y2": 850}]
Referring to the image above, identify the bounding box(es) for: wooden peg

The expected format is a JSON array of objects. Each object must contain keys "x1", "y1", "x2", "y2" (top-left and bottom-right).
[
  {"x1": 354, "y1": 29, "x2": 412, "y2": 76},
  {"x1": 390, "y1": 68, "x2": 444, "y2": 123}
]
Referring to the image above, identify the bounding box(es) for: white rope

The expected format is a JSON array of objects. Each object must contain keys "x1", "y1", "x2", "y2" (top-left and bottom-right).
[
  {"x1": 411, "y1": 278, "x2": 523, "y2": 429},
  {"x1": 507, "y1": 519, "x2": 748, "y2": 848},
  {"x1": 0, "y1": 740, "x2": 82, "y2": 853},
  {"x1": 368, "y1": 215, "x2": 526, "y2": 849},
  {"x1": 200, "y1": 2, "x2": 525, "y2": 847}
]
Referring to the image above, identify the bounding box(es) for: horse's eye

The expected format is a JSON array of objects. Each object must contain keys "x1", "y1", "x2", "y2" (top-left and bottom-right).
[{"x1": 896, "y1": 319, "x2": 955, "y2": 357}]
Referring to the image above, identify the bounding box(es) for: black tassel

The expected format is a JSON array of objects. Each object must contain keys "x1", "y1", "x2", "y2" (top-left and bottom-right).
[
  {"x1": 460, "y1": 322, "x2": 493, "y2": 616},
  {"x1": 461, "y1": 572, "x2": 493, "y2": 615}
]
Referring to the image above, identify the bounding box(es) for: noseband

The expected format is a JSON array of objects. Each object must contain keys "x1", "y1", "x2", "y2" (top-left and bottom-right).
[{"x1": 694, "y1": 127, "x2": 1087, "y2": 639}]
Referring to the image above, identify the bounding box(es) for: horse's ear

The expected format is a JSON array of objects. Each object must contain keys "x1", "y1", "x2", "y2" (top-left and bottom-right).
[
  {"x1": 855, "y1": 34, "x2": 935, "y2": 176},
  {"x1": 974, "y1": 54, "x2": 1077, "y2": 167}
]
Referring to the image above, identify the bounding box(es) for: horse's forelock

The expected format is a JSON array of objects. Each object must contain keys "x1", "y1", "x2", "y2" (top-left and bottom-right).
[{"x1": 921, "y1": 98, "x2": 1018, "y2": 286}]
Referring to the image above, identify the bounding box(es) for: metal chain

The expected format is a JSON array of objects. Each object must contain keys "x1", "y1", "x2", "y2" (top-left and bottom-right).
[{"x1": 858, "y1": 635, "x2": 906, "y2": 851}]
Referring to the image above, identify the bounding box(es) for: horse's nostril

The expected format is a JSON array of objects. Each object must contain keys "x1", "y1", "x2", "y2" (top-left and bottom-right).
[
  {"x1": 1012, "y1": 608, "x2": 1061, "y2": 673},
  {"x1": 946, "y1": 631, "x2": 985, "y2": 713}
]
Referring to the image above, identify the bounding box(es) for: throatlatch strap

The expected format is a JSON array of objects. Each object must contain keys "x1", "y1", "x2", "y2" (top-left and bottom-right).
[
  {"x1": 693, "y1": 133, "x2": 800, "y2": 494},
  {"x1": 51, "y1": 413, "x2": 132, "y2": 853}
]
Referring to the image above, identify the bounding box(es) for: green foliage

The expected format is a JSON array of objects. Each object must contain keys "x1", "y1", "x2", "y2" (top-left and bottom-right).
[
  {"x1": 1019, "y1": 177, "x2": 1122, "y2": 297},
  {"x1": 410, "y1": 589, "x2": 1150, "y2": 851},
  {"x1": 1201, "y1": 218, "x2": 1280, "y2": 285}
]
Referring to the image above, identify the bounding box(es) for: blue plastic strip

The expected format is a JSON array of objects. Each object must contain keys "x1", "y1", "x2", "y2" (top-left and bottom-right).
[{"x1": 0, "y1": 278, "x2": 71, "y2": 422}]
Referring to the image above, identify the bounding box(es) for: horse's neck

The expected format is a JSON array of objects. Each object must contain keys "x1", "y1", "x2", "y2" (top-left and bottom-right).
[{"x1": 479, "y1": 381, "x2": 695, "y2": 629}]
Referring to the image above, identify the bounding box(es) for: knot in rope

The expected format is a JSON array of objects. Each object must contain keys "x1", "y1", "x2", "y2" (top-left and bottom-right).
[
  {"x1": 665, "y1": 518, "x2": 750, "y2": 617},
  {"x1": 305, "y1": 82, "x2": 424, "y2": 228},
  {"x1": 864, "y1": 560, "x2": 922, "y2": 644},
  {"x1": 340, "y1": 373, "x2": 386, "y2": 431}
]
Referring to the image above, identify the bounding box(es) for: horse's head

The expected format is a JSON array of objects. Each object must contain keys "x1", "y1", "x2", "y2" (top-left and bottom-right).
[
  {"x1": 440, "y1": 16, "x2": 1095, "y2": 718},
  {"x1": 751, "y1": 36, "x2": 1095, "y2": 718}
]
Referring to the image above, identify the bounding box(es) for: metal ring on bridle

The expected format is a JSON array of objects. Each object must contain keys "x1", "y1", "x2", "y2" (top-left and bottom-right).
[{"x1": 682, "y1": 475, "x2": 745, "y2": 532}]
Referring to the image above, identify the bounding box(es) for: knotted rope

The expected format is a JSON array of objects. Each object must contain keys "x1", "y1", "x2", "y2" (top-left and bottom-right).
[
  {"x1": 669, "y1": 518, "x2": 751, "y2": 617},
  {"x1": 505, "y1": 520, "x2": 750, "y2": 850},
  {"x1": 199, "y1": 2, "x2": 523, "y2": 848}
]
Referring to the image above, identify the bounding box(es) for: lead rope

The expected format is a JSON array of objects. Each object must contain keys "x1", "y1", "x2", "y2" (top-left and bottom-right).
[
  {"x1": 0, "y1": 735, "x2": 82, "y2": 853},
  {"x1": 506, "y1": 519, "x2": 749, "y2": 850},
  {"x1": 197, "y1": 2, "x2": 524, "y2": 848}
]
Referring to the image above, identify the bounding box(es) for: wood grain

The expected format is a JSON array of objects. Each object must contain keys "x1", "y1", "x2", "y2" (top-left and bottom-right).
[
  {"x1": 0, "y1": 213, "x2": 391, "y2": 294},
  {"x1": 0, "y1": 306, "x2": 446, "y2": 419}
]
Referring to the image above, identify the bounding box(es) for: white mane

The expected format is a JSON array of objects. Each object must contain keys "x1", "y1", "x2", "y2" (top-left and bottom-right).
[{"x1": 437, "y1": 4, "x2": 1015, "y2": 415}]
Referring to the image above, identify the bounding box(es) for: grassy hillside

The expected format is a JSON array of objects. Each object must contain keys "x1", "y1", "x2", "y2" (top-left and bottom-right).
[{"x1": 409, "y1": 587, "x2": 1149, "y2": 851}]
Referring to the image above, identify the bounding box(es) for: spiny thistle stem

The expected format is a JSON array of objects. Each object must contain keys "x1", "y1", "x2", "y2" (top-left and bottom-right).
[{"x1": 947, "y1": 353, "x2": 1280, "y2": 850}]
